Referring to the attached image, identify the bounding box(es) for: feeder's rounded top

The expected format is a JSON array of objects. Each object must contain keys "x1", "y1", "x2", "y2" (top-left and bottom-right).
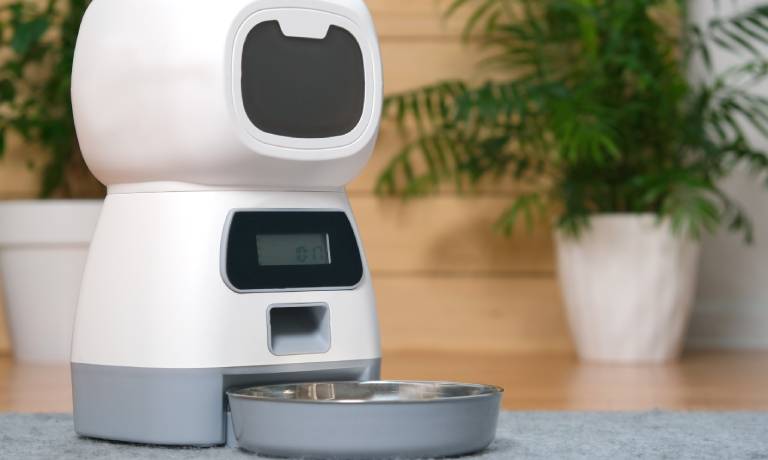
[{"x1": 72, "y1": 0, "x2": 382, "y2": 191}]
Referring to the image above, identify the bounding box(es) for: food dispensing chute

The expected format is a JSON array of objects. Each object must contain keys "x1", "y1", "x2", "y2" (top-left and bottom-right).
[{"x1": 70, "y1": 0, "x2": 382, "y2": 446}]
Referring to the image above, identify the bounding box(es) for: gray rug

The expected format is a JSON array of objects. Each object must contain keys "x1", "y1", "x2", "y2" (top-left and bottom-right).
[{"x1": 1, "y1": 412, "x2": 767, "y2": 460}]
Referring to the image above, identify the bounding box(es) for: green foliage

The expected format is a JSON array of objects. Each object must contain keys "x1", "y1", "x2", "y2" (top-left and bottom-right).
[
  {"x1": 377, "y1": 0, "x2": 768, "y2": 241},
  {"x1": 0, "y1": 0, "x2": 98, "y2": 198}
]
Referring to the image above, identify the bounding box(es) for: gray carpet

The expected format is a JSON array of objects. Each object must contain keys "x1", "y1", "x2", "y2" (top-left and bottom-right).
[{"x1": 1, "y1": 412, "x2": 767, "y2": 460}]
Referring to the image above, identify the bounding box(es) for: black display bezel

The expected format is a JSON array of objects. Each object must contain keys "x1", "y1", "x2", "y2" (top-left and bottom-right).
[{"x1": 223, "y1": 211, "x2": 364, "y2": 292}]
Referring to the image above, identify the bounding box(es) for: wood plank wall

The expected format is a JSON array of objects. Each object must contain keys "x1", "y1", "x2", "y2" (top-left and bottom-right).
[
  {"x1": 0, "y1": 1, "x2": 573, "y2": 356},
  {"x1": 356, "y1": 1, "x2": 571, "y2": 353}
]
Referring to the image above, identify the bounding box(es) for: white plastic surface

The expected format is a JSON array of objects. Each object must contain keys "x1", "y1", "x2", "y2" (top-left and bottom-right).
[
  {"x1": 71, "y1": 191, "x2": 381, "y2": 369},
  {"x1": 71, "y1": 0, "x2": 382, "y2": 191},
  {"x1": 556, "y1": 215, "x2": 701, "y2": 363}
]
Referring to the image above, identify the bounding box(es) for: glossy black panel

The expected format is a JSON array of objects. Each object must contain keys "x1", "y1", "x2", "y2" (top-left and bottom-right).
[{"x1": 224, "y1": 211, "x2": 364, "y2": 291}]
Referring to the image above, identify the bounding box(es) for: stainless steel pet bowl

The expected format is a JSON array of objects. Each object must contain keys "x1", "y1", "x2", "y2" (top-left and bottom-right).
[{"x1": 228, "y1": 381, "x2": 503, "y2": 459}]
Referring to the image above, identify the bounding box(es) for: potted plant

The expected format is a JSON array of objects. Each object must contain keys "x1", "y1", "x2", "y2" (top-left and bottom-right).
[
  {"x1": 377, "y1": 0, "x2": 768, "y2": 363},
  {"x1": 0, "y1": 0, "x2": 102, "y2": 362}
]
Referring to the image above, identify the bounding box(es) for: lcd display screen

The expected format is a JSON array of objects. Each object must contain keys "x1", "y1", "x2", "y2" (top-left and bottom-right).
[{"x1": 256, "y1": 233, "x2": 330, "y2": 266}]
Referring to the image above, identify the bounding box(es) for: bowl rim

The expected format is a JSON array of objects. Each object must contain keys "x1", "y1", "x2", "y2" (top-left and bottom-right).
[{"x1": 227, "y1": 380, "x2": 505, "y2": 405}]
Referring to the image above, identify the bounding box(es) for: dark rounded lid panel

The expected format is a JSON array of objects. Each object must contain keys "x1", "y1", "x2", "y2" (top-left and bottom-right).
[{"x1": 241, "y1": 20, "x2": 366, "y2": 139}]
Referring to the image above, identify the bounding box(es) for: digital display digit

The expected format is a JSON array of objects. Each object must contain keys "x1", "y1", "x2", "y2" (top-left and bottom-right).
[{"x1": 256, "y1": 233, "x2": 331, "y2": 266}]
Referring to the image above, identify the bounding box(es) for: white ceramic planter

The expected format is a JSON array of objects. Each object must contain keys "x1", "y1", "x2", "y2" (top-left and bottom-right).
[
  {"x1": 0, "y1": 200, "x2": 102, "y2": 363},
  {"x1": 556, "y1": 215, "x2": 701, "y2": 363}
]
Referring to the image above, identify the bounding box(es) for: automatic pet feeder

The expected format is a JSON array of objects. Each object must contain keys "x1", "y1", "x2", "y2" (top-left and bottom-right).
[{"x1": 69, "y1": 0, "x2": 501, "y2": 457}]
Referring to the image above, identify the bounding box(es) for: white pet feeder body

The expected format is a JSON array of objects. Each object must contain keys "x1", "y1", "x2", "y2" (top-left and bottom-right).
[{"x1": 70, "y1": 0, "x2": 382, "y2": 445}]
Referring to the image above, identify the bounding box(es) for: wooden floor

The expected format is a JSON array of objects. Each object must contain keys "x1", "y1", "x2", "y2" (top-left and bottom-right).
[{"x1": 2, "y1": 350, "x2": 768, "y2": 413}]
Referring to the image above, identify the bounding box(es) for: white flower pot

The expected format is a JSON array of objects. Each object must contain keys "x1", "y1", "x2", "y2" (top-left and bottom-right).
[
  {"x1": 0, "y1": 200, "x2": 102, "y2": 363},
  {"x1": 556, "y1": 215, "x2": 701, "y2": 363}
]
